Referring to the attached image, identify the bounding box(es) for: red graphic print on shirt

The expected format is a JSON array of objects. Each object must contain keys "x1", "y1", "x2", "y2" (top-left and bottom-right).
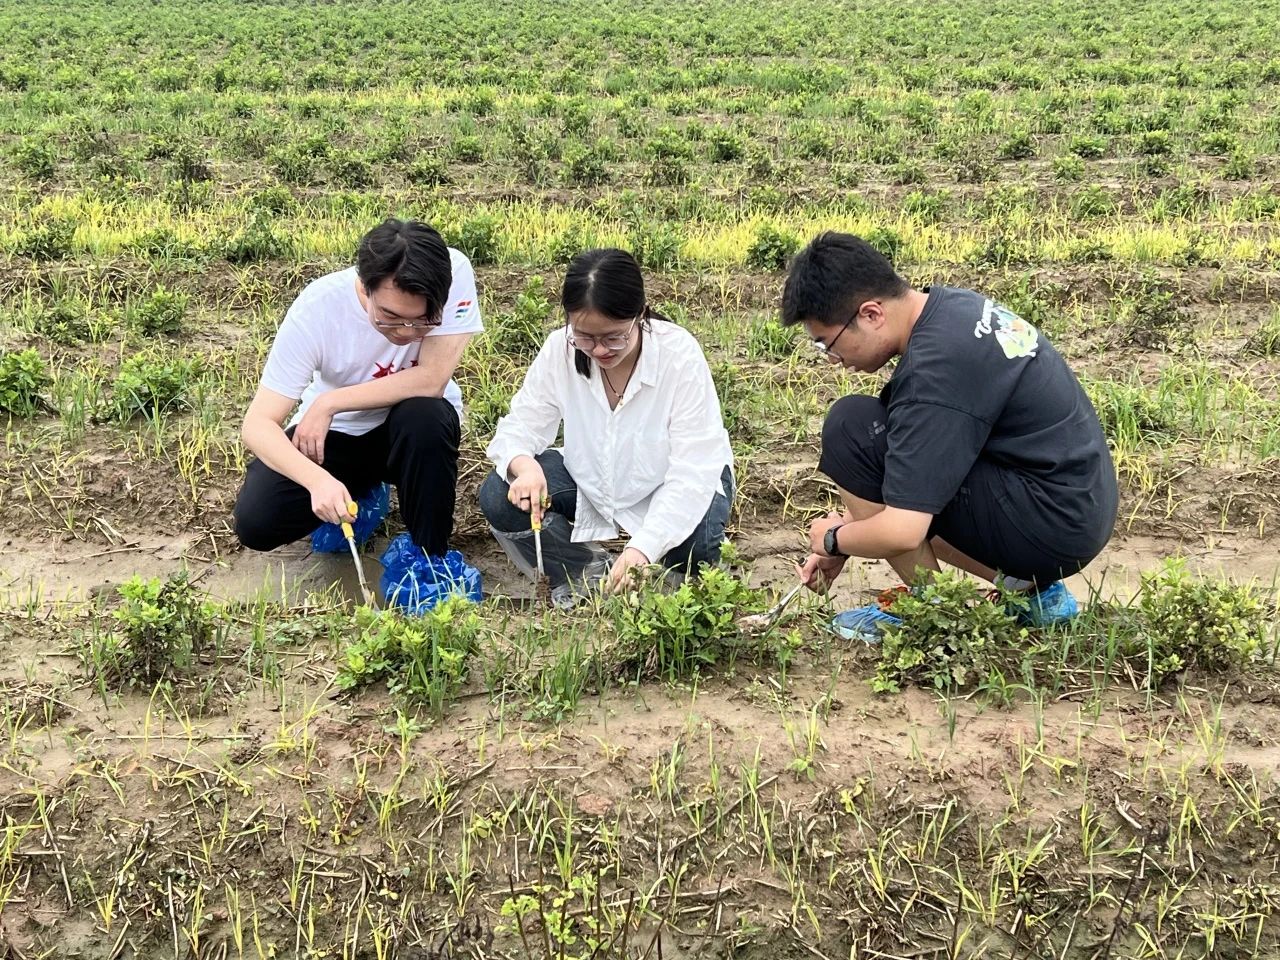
[{"x1": 370, "y1": 359, "x2": 419, "y2": 380}]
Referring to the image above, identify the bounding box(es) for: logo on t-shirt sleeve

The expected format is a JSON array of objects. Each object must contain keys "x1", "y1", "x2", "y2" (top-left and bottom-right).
[
  {"x1": 452, "y1": 300, "x2": 474, "y2": 322},
  {"x1": 974, "y1": 300, "x2": 1039, "y2": 359}
]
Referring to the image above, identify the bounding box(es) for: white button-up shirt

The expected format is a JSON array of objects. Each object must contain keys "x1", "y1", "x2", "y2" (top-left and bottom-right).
[{"x1": 486, "y1": 322, "x2": 734, "y2": 563}]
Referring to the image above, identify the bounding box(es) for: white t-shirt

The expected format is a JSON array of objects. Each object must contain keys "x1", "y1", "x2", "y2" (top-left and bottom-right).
[{"x1": 260, "y1": 250, "x2": 483, "y2": 436}]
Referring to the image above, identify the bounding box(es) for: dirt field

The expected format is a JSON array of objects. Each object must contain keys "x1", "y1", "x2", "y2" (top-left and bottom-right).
[{"x1": 2, "y1": 1, "x2": 1279, "y2": 957}]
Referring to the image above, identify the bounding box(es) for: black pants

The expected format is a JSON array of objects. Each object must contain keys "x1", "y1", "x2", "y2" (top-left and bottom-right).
[{"x1": 233, "y1": 397, "x2": 460, "y2": 555}]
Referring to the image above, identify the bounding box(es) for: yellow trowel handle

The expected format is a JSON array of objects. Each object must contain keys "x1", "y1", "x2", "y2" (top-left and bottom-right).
[{"x1": 341, "y1": 501, "x2": 358, "y2": 541}]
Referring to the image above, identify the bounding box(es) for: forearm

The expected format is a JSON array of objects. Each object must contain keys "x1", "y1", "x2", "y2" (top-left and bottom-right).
[
  {"x1": 836, "y1": 510, "x2": 927, "y2": 559},
  {"x1": 630, "y1": 466, "x2": 726, "y2": 563},
  {"x1": 317, "y1": 367, "x2": 446, "y2": 415},
  {"x1": 242, "y1": 415, "x2": 329, "y2": 490}
]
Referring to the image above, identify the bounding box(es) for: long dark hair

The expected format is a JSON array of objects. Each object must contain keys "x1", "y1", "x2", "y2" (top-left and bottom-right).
[{"x1": 561, "y1": 248, "x2": 671, "y2": 378}]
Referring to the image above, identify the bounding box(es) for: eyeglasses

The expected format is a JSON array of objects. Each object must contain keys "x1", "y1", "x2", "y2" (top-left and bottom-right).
[
  {"x1": 810, "y1": 313, "x2": 857, "y2": 359},
  {"x1": 369, "y1": 300, "x2": 441, "y2": 332},
  {"x1": 567, "y1": 317, "x2": 638, "y2": 352}
]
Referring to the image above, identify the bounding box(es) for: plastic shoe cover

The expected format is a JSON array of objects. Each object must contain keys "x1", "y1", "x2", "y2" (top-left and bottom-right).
[
  {"x1": 1014, "y1": 581, "x2": 1079, "y2": 628},
  {"x1": 311, "y1": 483, "x2": 391, "y2": 553},
  {"x1": 830, "y1": 603, "x2": 904, "y2": 644},
  {"x1": 378, "y1": 534, "x2": 482, "y2": 614}
]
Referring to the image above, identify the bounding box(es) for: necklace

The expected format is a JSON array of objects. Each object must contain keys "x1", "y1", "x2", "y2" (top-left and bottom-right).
[{"x1": 600, "y1": 339, "x2": 641, "y2": 403}]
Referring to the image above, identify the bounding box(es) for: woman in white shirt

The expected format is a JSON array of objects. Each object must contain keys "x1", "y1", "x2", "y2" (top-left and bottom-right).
[{"x1": 481, "y1": 248, "x2": 734, "y2": 605}]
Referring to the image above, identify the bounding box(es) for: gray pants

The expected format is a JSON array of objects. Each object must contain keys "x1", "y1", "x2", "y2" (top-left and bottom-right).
[{"x1": 478, "y1": 450, "x2": 734, "y2": 587}]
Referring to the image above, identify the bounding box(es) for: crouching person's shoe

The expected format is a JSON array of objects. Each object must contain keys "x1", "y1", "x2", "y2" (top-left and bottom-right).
[
  {"x1": 379, "y1": 534, "x2": 483, "y2": 613},
  {"x1": 829, "y1": 586, "x2": 910, "y2": 644},
  {"x1": 1012, "y1": 581, "x2": 1079, "y2": 628}
]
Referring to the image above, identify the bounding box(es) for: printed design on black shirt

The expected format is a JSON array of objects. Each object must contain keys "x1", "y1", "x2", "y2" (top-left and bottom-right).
[{"x1": 973, "y1": 300, "x2": 1039, "y2": 360}]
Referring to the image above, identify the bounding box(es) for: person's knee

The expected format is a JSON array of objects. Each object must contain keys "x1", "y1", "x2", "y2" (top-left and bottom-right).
[
  {"x1": 820, "y1": 395, "x2": 888, "y2": 507},
  {"x1": 823, "y1": 394, "x2": 886, "y2": 445},
  {"x1": 387, "y1": 396, "x2": 460, "y2": 449},
  {"x1": 478, "y1": 470, "x2": 524, "y2": 531},
  {"x1": 233, "y1": 501, "x2": 286, "y2": 552}
]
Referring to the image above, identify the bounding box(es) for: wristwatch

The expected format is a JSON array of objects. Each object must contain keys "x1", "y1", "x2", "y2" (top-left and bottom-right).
[{"x1": 822, "y1": 523, "x2": 847, "y2": 558}]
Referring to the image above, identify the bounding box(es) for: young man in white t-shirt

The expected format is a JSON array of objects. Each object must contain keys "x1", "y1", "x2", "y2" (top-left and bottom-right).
[{"x1": 233, "y1": 218, "x2": 484, "y2": 556}]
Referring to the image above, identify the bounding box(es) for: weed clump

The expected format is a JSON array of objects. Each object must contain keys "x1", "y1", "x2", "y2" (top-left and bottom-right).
[
  {"x1": 336, "y1": 600, "x2": 480, "y2": 717},
  {"x1": 12, "y1": 217, "x2": 76, "y2": 261},
  {"x1": 128, "y1": 285, "x2": 189, "y2": 336},
  {"x1": 84, "y1": 574, "x2": 216, "y2": 685},
  {"x1": 1129, "y1": 559, "x2": 1273, "y2": 683},
  {"x1": 110, "y1": 351, "x2": 201, "y2": 419},
  {"x1": 745, "y1": 223, "x2": 799, "y2": 271},
  {"x1": 489, "y1": 276, "x2": 551, "y2": 357},
  {"x1": 223, "y1": 210, "x2": 292, "y2": 263},
  {"x1": 453, "y1": 212, "x2": 502, "y2": 265},
  {"x1": 608, "y1": 567, "x2": 773, "y2": 682},
  {"x1": 872, "y1": 574, "x2": 1031, "y2": 695},
  {"x1": 0, "y1": 348, "x2": 50, "y2": 417}
]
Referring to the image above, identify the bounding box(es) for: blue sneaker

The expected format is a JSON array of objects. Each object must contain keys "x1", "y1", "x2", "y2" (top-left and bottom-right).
[
  {"x1": 830, "y1": 604, "x2": 903, "y2": 644},
  {"x1": 1013, "y1": 581, "x2": 1079, "y2": 628}
]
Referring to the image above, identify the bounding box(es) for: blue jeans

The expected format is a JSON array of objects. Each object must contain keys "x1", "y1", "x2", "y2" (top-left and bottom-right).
[{"x1": 478, "y1": 450, "x2": 734, "y2": 573}]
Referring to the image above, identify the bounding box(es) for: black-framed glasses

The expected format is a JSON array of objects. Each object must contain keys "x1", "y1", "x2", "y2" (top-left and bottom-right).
[
  {"x1": 567, "y1": 316, "x2": 639, "y2": 352},
  {"x1": 810, "y1": 313, "x2": 856, "y2": 359}
]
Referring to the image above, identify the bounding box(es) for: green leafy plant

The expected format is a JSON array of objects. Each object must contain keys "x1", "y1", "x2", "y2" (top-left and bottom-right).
[
  {"x1": 745, "y1": 223, "x2": 799, "y2": 271},
  {"x1": 12, "y1": 217, "x2": 76, "y2": 261},
  {"x1": 489, "y1": 276, "x2": 551, "y2": 356},
  {"x1": 998, "y1": 129, "x2": 1035, "y2": 160},
  {"x1": 110, "y1": 352, "x2": 201, "y2": 420},
  {"x1": 84, "y1": 574, "x2": 216, "y2": 684},
  {"x1": 407, "y1": 154, "x2": 451, "y2": 186},
  {"x1": 128, "y1": 285, "x2": 189, "y2": 336},
  {"x1": 335, "y1": 600, "x2": 481, "y2": 717},
  {"x1": 1130, "y1": 559, "x2": 1273, "y2": 683},
  {"x1": 1068, "y1": 134, "x2": 1107, "y2": 158},
  {"x1": 562, "y1": 142, "x2": 610, "y2": 186},
  {"x1": 0, "y1": 349, "x2": 50, "y2": 417},
  {"x1": 608, "y1": 567, "x2": 766, "y2": 681},
  {"x1": 872, "y1": 573, "x2": 1033, "y2": 695},
  {"x1": 453, "y1": 213, "x2": 502, "y2": 265},
  {"x1": 707, "y1": 126, "x2": 745, "y2": 162},
  {"x1": 223, "y1": 210, "x2": 291, "y2": 263},
  {"x1": 1052, "y1": 154, "x2": 1085, "y2": 180},
  {"x1": 10, "y1": 136, "x2": 57, "y2": 180}
]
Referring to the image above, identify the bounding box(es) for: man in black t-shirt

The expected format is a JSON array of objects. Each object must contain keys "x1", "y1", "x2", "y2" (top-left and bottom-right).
[{"x1": 784, "y1": 232, "x2": 1118, "y2": 639}]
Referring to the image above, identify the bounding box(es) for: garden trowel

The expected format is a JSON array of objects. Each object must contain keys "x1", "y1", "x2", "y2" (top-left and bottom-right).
[{"x1": 343, "y1": 501, "x2": 378, "y2": 608}]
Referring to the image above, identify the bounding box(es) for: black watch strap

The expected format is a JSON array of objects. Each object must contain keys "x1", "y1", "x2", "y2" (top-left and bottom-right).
[{"x1": 823, "y1": 523, "x2": 846, "y2": 557}]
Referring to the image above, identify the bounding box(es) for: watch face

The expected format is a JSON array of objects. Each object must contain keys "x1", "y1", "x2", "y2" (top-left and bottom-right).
[{"x1": 824, "y1": 526, "x2": 839, "y2": 556}]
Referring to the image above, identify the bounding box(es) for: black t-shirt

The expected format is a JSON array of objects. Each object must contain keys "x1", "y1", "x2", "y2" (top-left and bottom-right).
[{"x1": 882, "y1": 286, "x2": 1117, "y2": 560}]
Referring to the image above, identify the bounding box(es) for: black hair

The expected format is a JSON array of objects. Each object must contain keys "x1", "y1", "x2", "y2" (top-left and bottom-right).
[
  {"x1": 780, "y1": 231, "x2": 910, "y2": 327},
  {"x1": 356, "y1": 218, "x2": 452, "y2": 323},
  {"x1": 561, "y1": 248, "x2": 670, "y2": 378}
]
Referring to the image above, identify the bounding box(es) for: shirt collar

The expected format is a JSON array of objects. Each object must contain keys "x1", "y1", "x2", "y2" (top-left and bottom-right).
[{"x1": 636, "y1": 322, "x2": 661, "y2": 388}]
